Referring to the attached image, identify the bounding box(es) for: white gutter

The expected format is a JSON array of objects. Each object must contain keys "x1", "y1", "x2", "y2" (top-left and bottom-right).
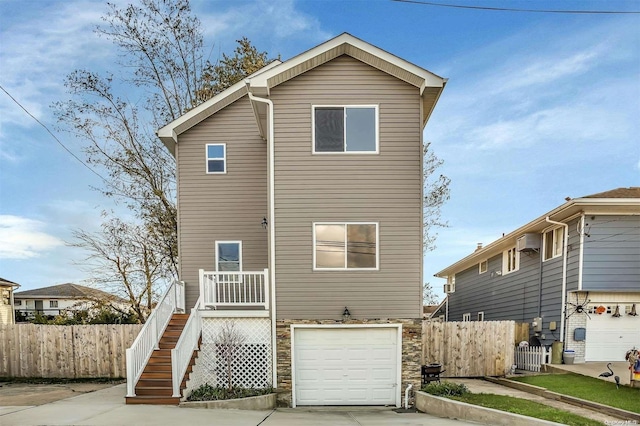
[
  {"x1": 578, "y1": 214, "x2": 585, "y2": 291},
  {"x1": 546, "y1": 217, "x2": 569, "y2": 342},
  {"x1": 247, "y1": 92, "x2": 277, "y2": 388}
]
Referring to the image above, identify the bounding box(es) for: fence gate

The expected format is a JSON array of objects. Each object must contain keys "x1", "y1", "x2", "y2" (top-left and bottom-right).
[{"x1": 514, "y1": 346, "x2": 551, "y2": 372}]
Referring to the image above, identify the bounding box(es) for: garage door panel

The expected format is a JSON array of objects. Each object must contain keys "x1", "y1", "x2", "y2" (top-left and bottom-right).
[
  {"x1": 585, "y1": 311, "x2": 640, "y2": 361},
  {"x1": 294, "y1": 327, "x2": 398, "y2": 406}
]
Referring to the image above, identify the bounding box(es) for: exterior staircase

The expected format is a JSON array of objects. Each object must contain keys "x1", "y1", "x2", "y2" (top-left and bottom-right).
[{"x1": 125, "y1": 313, "x2": 197, "y2": 405}]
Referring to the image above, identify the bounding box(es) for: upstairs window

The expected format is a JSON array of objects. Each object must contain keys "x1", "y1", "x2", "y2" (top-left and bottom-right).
[
  {"x1": 313, "y1": 106, "x2": 378, "y2": 153},
  {"x1": 313, "y1": 222, "x2": 378, "y2": 270},
  {"x1": 543, "y1": 227, "x2": 564, "y2": 261},
  {"x1": 479, "y1": 260, "x2": 488, "y2": 274},
  {"x1": 216, "y1": 241, "x2": 242, "y2": 271},
  {"x1": 206, "y1": 144, "x2": 226, "y2": 174},
  {"x1": 503, "y1": 246, "x2": 520, "y2": 274}
]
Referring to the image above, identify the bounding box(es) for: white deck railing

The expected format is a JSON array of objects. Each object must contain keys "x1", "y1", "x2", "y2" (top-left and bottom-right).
[
  {"x1": 126, "y1": 281, "x2": 185, "y2": 397},
  {"x1": 515, "y1": 345, "x2": 551, "y2": 372},
  {"x1": 171, "y1": 297, "x2": 202, "y2": 397},
  {"x1": 199, "y1": 269, "x2": 269, "y2": 309}
]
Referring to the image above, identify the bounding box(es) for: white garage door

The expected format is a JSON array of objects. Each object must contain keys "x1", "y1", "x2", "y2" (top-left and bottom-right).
[
  {"x1": 293, "y1": 327, "x2": 399, "y2": 406},
  {"x1": 585, "y1": 307, "x2": 640, "y2": 361}
]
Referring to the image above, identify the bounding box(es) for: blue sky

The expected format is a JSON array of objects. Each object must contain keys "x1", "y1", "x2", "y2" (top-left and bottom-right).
[{"x1": 1, "y1": 0, "x2": 639, "y2": 300}]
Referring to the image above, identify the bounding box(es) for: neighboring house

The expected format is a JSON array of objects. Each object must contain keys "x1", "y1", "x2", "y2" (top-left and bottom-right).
[
  {"x1": 423, "y1": 304, "x2": 440, "y2": 320},
  {"x1": 0, "y1": 277, "x2": 20, "y2": 324},
  {"x1": 145, "y1": 33, "x2": 446, "y2": 407},
  {"x1": 434, "y1": 188, "x2": 640, "y2": 363},
  {"x1": 14, "y1": 283, "x2": 127, "y2": 319}
]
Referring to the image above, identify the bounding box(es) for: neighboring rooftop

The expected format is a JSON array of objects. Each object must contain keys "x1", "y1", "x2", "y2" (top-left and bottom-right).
[
  {"x1": 14, "y1": 283, "x2": 120, "y2": 301},
  {"x1": 0, "y1": 277, "x2": 20, "y2": 287},
  {"x1": 581, "y1": 187, "x2": 640, "y2": 199}
]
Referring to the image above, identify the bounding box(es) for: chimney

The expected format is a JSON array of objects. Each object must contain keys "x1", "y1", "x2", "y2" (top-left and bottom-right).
[{"x1": 475, "y1": 243, "x2": 483, "y2": 252}]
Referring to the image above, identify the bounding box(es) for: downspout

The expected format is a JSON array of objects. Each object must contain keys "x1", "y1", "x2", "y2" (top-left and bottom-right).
[
  {"x1": 248, "y1": 92, "x2": 278, "y2": 388},
  {"x1": 545, "y1": 217, "x2": 568, "y2": 343}
]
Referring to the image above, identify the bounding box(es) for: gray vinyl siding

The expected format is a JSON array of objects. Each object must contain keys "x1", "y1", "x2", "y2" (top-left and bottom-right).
[
  {"x1": 270, "y1": 55, "x2": 423, "y2": 320},
  {"x1": 447, "y1": 246, "x2": 563, "y2": 345},
  {"x1": 176, "y1": 96, "x2": 268, "y2": 309},
  {"x1": 566, "y1": 218, "x2": 581, "y2": 291},
  {"x1": 582, "y1": 215, "x2": 640, "y2": 291}
]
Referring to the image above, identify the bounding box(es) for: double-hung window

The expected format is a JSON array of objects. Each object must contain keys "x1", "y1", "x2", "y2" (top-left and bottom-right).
[
  {"x1": 479, "y1": 260, "x2": 488, "y2": 274},
  {"x1": 543, "y1": 227, "x2": 564, "y2": 261},
  {"x1": 49, "y1": 300, "x2": 58, "y2": 308},
  {"x1": 313, "y1": 106, "x2": 378, "y2": 153},
  {"x1": 216, "y1": 241, "x2": 242, "y2": 271},
  {"x1": 313, "y1": 222, "x2": 378, "y2": 270},
  {"x1": 206, "y1": 144, "x2": 226, "y2": 174},
  {"x1": 503, "y1": 246, "x2": 520, "y2": 274}
]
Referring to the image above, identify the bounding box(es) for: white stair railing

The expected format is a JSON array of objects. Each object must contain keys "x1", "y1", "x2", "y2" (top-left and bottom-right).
[
  {"x1": 126, "y1": 282, "x2": 181, "y2": 397},
  {"x1": 171, "y1": 296, "x2": 202, "y2": 397}
]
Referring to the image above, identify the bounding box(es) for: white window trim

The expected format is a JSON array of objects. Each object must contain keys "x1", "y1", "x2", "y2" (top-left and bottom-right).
[
  {"x1": 462, "y1": 313, "x2": 471, "y2": 322},
  {"x1": 477, "y1": 311, "x2": 484, "y2": 321},
  {"x1": 215, "y1": 240, "x2": 243, "y2": 271},
  {"x1": 312, "y1": 222, "x2": 379, "y2": 271},
  {"x1": 205, "y1": 143, "x2": 227, "y2": 174},
  {"x1": 502, "y1": 246, "x2": 520, "y2": 274},
  {"x1": 311, "y1": 105, "x2": 379, "y2": 154},
  {"x1": 543, "y1": 227, "x2": 564, "y2": 262},
  {"x1": 49, "y1": 300, "x2": 58, "y2": 308},
  {"x1": 479, "y1": 260, "x2": 488, "y2": 274}
]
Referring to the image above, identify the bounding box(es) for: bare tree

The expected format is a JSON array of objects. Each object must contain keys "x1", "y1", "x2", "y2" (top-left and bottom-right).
[
  {"x1": 215, "y1": 321, "x2": 247, "y2": 390},
  {"x1": 423, "y1": 282, "x2": 439, "y2": 305},
  {"x1": 423, "y1": 141, "x2": 451, "y2": 252}
]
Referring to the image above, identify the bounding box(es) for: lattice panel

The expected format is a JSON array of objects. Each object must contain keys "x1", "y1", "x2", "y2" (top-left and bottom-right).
[{"x1": 194, "y1": 317, "x2": 272, "y2": 389}]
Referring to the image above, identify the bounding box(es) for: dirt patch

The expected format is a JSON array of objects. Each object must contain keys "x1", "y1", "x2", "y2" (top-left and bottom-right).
[{"x1": 0, "y1": 382, "x2": 118, "y2": 406}]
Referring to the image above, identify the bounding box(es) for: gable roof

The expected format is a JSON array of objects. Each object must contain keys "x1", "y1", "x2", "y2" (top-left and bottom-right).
[
  {"x1": 0, "y1": 277, "x2": 20, "y2": 288},
  {"x1": 14, "y1": 283, "x2": 121, "y2": 301},
  {"x1": 435, "y1": 187, "x2": 640, "y2": 278},
  {"x1": 158, "y1": 33, "x2": 446, "y2": 154}
]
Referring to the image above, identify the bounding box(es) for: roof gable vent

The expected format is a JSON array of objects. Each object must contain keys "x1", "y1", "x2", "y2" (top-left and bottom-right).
[{"x1": 516, "y1": 233, "x2": 540, "y2": 252}]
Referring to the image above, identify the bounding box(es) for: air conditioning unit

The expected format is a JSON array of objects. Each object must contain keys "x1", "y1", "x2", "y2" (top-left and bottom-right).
[
  {"x1": 444, "y1": 283, "x2": 455, "y2": 294},
  {"x1": 516, "y1": 233, "x2": 541, "y2": 252}
]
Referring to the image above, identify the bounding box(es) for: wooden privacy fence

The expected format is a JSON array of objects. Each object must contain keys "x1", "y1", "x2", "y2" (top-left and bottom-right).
[
  {"x1": 423, "y1": 321, "x2": 515, "y2": 377},
  {"x1": 515, "y1": 345, "x2": 551, "y2": 372},
  {"x1": 0, "y1": 324, "x2": 142, "y2": 378}
]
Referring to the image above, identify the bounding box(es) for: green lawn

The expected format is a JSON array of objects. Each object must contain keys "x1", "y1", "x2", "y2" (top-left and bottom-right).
[
  {"x1": 452, "y1": 393, "x2": 604, "y2": 426},
  {"x1": 511, "y1": 373, "x2": 640, "y2": 414}
]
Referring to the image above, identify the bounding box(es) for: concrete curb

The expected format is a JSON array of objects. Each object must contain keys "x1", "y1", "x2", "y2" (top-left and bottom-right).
[
  {"x1": 180, "y1": 393, "x2": 276, "y2": 410},
  {"x1": 486, "y1": 377, "x2": 640, "y2": 422},
  {"x1": 415, "y1": 391, "x2": 563, "y2": 426}
]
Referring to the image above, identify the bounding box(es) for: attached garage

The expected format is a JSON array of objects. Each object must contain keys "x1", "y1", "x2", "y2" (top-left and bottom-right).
[
  {"x1": 291, "y1": 325, "x2": 401, "y2": 407},
  {"x1": 585, "y1": 305, "x2": 640, "y2": 361}
]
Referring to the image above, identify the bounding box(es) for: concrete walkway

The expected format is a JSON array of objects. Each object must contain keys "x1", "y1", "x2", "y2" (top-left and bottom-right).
[
  {"x1": 0, "y1": 384, "x2": 477, "y2": 426},
  {"x1": 448, "y1": 378, "x2": 621, "y2": 424}
]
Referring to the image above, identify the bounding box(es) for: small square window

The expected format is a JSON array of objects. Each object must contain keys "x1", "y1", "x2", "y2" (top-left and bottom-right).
[
  {"x1": 50, "y1": 300, "x2": 58, "y2": 308},
  {"x1": 15, "y1": 299, "x2": 22, "y2": 306},
  {"x1": 462, "y1": 313, "x2": 471, "y2": 322},
  {"x1": 479, "y1": 260, "x2": 488, "y2": 274},
  {"x1": 206, "y1": 144, "x2": 226, "y2": 174},
  {"x1": 216, "y1": 241, "x2": 242, "y2": 271},
  {"x1": 477, "y1": 312, "x2": 485, "y2": 321},
  {"x1": 313, "y1": 106, "x2": 378, "y2": 153}
]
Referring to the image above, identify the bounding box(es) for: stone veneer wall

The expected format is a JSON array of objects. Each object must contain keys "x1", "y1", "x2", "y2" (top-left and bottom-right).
[{"x1": 275, "y1": 318, "x2": 422, "y2": 407}]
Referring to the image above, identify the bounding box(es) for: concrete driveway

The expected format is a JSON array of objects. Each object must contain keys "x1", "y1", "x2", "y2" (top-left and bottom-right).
[{"x1": 0, "y1": 384, "x2": 476, "y2": 426}]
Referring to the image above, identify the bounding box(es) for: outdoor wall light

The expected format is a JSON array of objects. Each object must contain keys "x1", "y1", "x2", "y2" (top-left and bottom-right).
[
  {"x1": 261, "y1": 217, "x2": 268, "y2": 229},
  {"x1": 343, "y1": 307, "x2": 351, "y2": 321}
]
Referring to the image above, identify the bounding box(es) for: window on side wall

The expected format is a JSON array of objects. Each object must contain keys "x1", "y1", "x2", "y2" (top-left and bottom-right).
[
  {"x1": 50, "y1": 300, "x2": 58, "y2": 308},
  {"x1": 503, "y1": 246, "x2": 520, "y2": 274},
  {"x1": 216, "y1": 241, "x2": 242, "y2": 271},
  {"x1": 313, "y1": 223, "x2": 378, "y2": 270},
  {"x1": 462, "y1": 313, "x2": 471, "y2": 322},
  {"x1": 479, "y1": 260, "x2": 488, "y2": 274},
  {"x1": 477, "y1": 311, "x2": 485, "y2": 321},
  {"x1": 543, "y1": 227, "x2": 564, "y2": 261},
  {"x1": 206, "y1": 143, "x2": 226, "y2": 174},
  {"x1": 313, "y1": 106, "x2": 378, "y2": 153}
]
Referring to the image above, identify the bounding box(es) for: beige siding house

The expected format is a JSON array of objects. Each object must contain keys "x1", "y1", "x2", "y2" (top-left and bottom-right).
[
  {"x1": 145, "y1": 33, "x2": 446, "y2": 407},
  {"x1": 0, "y1": 278, "x2": 20, "y2": 325}
]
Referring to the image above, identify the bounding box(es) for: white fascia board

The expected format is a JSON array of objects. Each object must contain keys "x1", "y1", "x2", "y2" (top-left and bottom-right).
[
  {"x1": 156, "y1": 60, "x2": 283, "y2": 150},
  {"x1": 249, "y1": 33, "x2": 445, "y2": 91},
  {"x1": 434, "y1": 197, "x2": 640, "y2": 277}
]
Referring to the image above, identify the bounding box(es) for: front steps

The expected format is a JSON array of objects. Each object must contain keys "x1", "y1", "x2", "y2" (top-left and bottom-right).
[{"x1": 126, "y1": 313, "x2": 198, "y2": 405}]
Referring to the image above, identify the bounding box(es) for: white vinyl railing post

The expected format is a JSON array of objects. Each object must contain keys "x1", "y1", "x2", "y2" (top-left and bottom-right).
[
  {"x1": 152, "y1": 313, "x2": 159, "y2": 350},
  {"x1": 126, "y1": 348, "x2": 134, "y2": 397}
]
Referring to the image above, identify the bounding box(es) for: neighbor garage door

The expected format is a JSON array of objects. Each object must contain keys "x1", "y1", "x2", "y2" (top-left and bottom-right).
[
  {"x1": 585, "y1": 307, "x2": 640, "y2": 361},
  {"x1": 293, "y1": 327, "x2": 399, "y2": 406}
]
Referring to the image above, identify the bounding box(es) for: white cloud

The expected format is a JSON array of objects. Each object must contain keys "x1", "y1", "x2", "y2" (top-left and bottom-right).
[{"x1": 0, "y1": 215, "x2": 64, "y2": 259}]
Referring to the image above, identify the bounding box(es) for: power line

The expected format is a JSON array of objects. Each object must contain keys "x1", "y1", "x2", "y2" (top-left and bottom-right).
[
  {"x1": 392, "y1": 0, "x2": 640, "y2": 14},
  {"x1": 0, "y1": 83, "x2": 110, "y2": 185}
]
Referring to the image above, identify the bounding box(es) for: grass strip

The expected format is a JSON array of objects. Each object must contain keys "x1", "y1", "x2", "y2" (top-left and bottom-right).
[
  {"x1": 511, "y1": 373, "x2": 640, "y2": 414},
  {"x1": 0, "y1": 377, "x2": 125, "y2": 384},
  {"x1": 452, "y1": 393, "x2": 604, "y2": 426}
]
